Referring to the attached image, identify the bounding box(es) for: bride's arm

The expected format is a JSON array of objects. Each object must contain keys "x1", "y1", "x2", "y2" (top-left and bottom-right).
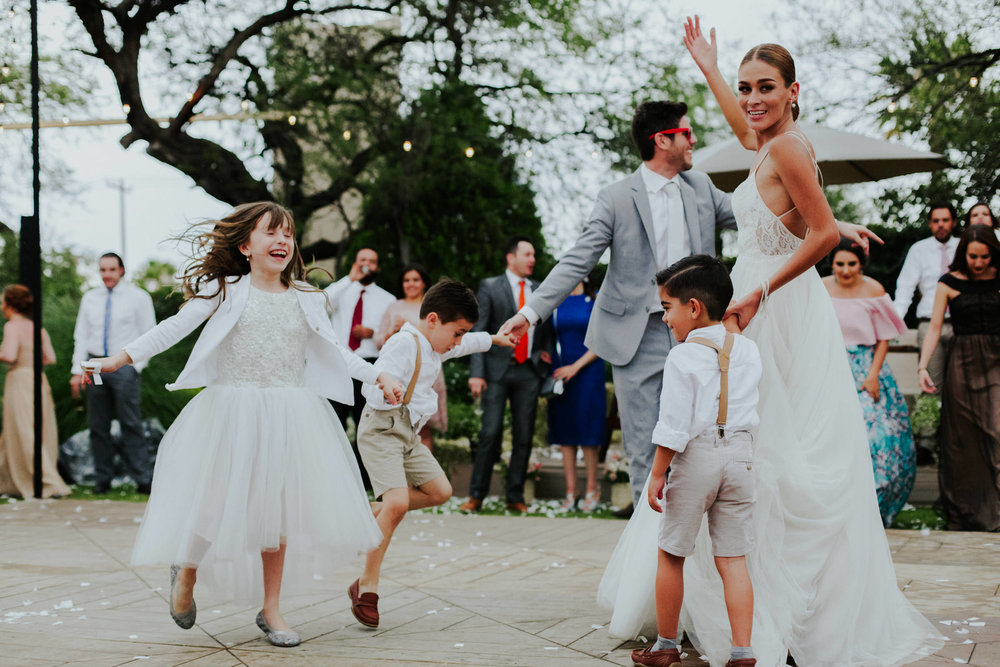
[
  {"x1": 683, "y1": 16, "x2": 756, "y2": 150},
  {"x1": 725, "y1": 137, "x2": 839, "y2": 328}
]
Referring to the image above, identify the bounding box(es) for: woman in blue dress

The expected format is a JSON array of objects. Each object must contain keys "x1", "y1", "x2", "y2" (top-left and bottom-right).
[
  {"x1": 823, "y1": 240, "x2": 916, "y2": 526},
  {"x1": 547, "y1": 279, "x2": 606, "y2": 511}
]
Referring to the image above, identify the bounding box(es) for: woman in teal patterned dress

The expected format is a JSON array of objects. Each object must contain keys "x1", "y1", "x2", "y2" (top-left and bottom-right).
[{"x1": 823, "y1": 240, "x2": 915, "y2": 526}]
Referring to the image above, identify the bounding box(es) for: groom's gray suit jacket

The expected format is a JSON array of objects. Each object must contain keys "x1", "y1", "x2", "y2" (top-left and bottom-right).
[{"x1": 527, "y1": 166, "x2": 736, "y2": 367}]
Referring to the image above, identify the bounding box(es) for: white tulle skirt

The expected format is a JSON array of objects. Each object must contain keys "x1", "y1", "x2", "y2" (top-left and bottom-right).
[
  {"x1": 131, "y1": 385, "x2": 382, "y2": 603},
  {"x1": 599, "y1": 259, "x2": 943, "y2": 666}
]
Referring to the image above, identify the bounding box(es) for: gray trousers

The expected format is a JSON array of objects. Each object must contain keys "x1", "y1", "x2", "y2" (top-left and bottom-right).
[
  {"x1": 917, "y1": 320, "x2": 953, "y2": 393},
  {"x1": 611, "y1": 313, "x2": 674, "y2": 505},
  {"x1": 469, "y1": 361, "x2": 543, "y2": 504},
  {"x1": 88, "y1": 365, "x2": 150, "y2": 486}
]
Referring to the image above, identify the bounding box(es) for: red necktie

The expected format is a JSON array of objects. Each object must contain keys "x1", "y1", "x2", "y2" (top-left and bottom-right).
[
  {"x1": 514, "y1": 280, "x2": 528, "y2": 363},
  {"x1": 348, "y1": 288, "x2": 365, "y2": 350}
]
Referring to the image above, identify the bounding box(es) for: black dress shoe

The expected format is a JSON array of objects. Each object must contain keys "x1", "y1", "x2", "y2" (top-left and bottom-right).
[
  {"x1": 92, "y1": 482, "x2": 110, "y2": 494},
  {"x1": 612, "y1": 502, "x2": 633, "y2": 519}
]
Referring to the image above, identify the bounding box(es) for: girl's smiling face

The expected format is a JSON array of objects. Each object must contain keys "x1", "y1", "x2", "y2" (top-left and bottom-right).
[
  {"x1": 241, "y1": 213, "x2": 294, "y2": 274},
  {"x1": 832, "y1": 250, "x2": 863, "y2": 288},
  {"x1": 402, "y1": 270, "x2": 427, "y2": 300}
]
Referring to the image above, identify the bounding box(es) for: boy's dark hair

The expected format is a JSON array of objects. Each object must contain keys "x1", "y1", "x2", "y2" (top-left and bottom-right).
[
  {"x1": 503, "y1": 235, "x2": 532, "y2": 257},
  {"x1": 655, "y1": 255, "x2": 733, "y2": 320},
  {"x1": 420, "y1": 278, "x2": 479, "y2": 324},
  {"x1": 632, "y1": 101, "x2": 689, "y2": 161}
]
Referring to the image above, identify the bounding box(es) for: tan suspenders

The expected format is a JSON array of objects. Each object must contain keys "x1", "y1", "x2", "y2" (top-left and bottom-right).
[
  {"x1": 402, "y1": 332, "x2": 423, "y2": 405},
  {"x1": 686, "y1": 333, "x2": 734, "y2": 438}
]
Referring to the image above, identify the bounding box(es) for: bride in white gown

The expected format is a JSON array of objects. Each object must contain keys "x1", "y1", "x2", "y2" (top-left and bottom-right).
[{"x1": 599, "y1": 17, "x2": 943, "y2": 667}]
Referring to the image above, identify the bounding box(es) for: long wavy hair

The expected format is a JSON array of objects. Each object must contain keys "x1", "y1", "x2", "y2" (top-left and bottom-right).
[
  {"x1": 177, "y1": 202, "x2": 311, "y2": 300},
  {"x1": 949, "y1": 224, "x2": 1000, "y2": 275}
]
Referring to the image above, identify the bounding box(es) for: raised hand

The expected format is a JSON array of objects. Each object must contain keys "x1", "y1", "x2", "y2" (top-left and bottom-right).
[
  {"x1": 836, "y1": 220, "x2": 884, "y2": 255},
  {"x1": 499, "y1": 313, "x2": 530, "y2": 341},
  {"x1": 683, "y1": 15, "x2": 717, "y2": 73}
]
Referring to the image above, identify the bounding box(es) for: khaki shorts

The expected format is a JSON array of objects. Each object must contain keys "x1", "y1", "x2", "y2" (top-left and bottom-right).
[
  {"x1": 658, "y1": 430, "x2": 755, "y2": 558},
  {"x1": 357, "y1": 405, "x2": 444, "y2": 499}
]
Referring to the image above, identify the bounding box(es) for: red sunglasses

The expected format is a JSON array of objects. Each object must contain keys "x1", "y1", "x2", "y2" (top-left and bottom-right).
[{"x1": 648, "y1": 127, "x2": 692, "y2": 141}]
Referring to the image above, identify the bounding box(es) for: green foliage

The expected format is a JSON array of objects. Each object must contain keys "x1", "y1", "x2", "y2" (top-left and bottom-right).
[
  {"x1": 354, "y1": 80, "x2": 552, "y2": 289},
  {"x1": 891, "y1": 505, "x2": 945, "y2": 530},
  {"x1": 910, "y1": 394, "x2": 942, "y2": 437},
  {"x1": 446, "y1": 399, "x2": 481, "y2": 442}
]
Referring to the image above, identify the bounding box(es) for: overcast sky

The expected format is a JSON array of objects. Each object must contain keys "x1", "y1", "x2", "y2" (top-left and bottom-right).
[{"x1": 1, "y1": 1, "x2": 842, "y2": 277}]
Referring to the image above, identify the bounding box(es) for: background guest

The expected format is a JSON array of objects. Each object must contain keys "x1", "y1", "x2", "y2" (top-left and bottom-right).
[
  {"x1": 918, "y1": 226, "x2": 1000, "y2": 531},
  {"x1": 70, "y1": 253, "x2": 156, "y2": 494},
  {"x1": 824, "y1": 241, "x2": 914, "y2": 526},
  {"x1": 375, "y1": 263, "x2": 447, "y2": 450},
  {"x1": 0, "y1": 285, "x2": 72, "y2": 499},
  {"x1": 965, "y1": 201, "x2": 1000, "y2": 240},
  {"x1": 893, "y1": 201, "x2": 959, "y2": 393},
  {"x1": 547, "y1": 280, "x2": 605, "y2": 511},
  {"x1": 460, "y1": 236, "x2": 554, "y2": 513}
]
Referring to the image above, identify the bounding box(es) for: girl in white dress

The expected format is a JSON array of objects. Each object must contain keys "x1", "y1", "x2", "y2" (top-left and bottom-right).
[
  {"x1": 599, "y1": 18, "x2": 944, "y2": 666},
  {"x1": 85, "y1": 202, "x2": 400, "y2": 646}
]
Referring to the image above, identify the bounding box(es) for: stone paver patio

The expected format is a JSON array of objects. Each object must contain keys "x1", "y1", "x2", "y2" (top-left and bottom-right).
[{"x1": 1, "y1": 499, "x2": 998, "y2": 666}]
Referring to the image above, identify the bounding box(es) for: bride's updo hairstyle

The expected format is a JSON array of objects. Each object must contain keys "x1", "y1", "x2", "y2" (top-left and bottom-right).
[{"x1": 741, "y1": 43, "x2": 799, "y2": 121}]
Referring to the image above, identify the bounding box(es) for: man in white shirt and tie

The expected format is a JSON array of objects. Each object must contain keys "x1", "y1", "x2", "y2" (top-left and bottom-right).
[
  {"x1": 893, "y1": 201, "x2": 959, "y2": 393},
  {"x1": 71, "y1": 253, "x2": 156, "y2": 494},
  {"x1": 324, "y1": 248, "x2": 395, "y2": 483}
]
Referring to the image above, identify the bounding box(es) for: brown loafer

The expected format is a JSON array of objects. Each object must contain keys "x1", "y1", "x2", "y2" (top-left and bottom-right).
[
  {"x1": 506, "y1": 502, "x2": 529, "y2": 513},
  {"x1": 458, "y1": 497, "x2": 482, "y2": 512},
  {"x1": 347, "y1": 578, "x2": 379, "y2": 628},
  {"x1": 725, "y1": 660, "x2": 756, "y2": 667},
  {"x1": 631, "y1": 646, "x2": 681, "y2": 667}
]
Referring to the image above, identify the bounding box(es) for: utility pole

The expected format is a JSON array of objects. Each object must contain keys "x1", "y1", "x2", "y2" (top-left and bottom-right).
[{"x1": 107, "y1": 178, "x2": 131, "y2": 262}]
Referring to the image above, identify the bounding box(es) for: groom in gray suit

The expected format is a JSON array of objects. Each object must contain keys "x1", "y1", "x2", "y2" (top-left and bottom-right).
[{"x1": 502, "y1": 101, "x2": 736, "y2": 506}]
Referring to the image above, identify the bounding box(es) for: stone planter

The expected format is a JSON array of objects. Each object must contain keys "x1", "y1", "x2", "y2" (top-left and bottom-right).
[{"x1": 611, "y1": 481, "x2": 632, "y2": 509}]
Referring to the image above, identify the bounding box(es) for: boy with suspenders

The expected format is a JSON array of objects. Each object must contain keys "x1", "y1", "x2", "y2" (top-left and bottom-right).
[{"x1": 632, "y1": 256, "x2": 763, "y2": 667}]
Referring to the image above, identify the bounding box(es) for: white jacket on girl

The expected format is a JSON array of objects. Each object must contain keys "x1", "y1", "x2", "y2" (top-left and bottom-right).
[{"x1": 124, "y1": 274, "x2": 377, "y2": 404}]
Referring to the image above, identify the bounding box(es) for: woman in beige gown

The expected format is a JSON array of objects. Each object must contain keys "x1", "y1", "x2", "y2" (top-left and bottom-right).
[{"x1": 0, "y1": 284, "x2": 71, "y2": 498}]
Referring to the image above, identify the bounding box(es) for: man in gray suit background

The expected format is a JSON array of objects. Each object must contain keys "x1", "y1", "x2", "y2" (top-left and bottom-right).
[
  {"x1": 460, "y1": 236, "x2": 555, "y2": 513},
  {"x1": 502, "y1": 101, "x2": 736, "y2": 507}
]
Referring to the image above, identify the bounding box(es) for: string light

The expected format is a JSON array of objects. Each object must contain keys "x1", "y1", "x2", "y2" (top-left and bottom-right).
[
  {"x1": 524, "y1": 148, "x2": 533, "y2": 158},
  {"x1": 0, "y1": 101, "x2": 5, "y2": 112},
  {"x1": 591, "y1": 150, "x2": 599, "y2": 159},
  {"x1": 970, "y1": 77, "x2": 979, "y2": 88},
  {"x1": 465, "y1": 147, "x2": 475, "y2": 158},
  {"x1": 61, "y1": 116, "x2": 68, "y2": 124},
  {"x1": 186, "y1": 92, "x2": 194, "y2": 102},
  {"x1": 887, "y1": 101, "x2": 897, "y2": 113},
  {"x1": 342, "y1": 129, "x2": 351, "y2": 141},
  {"x1": 1, "y1": 64, "x2": 8, "y2": 77},
  {"x1": 7, "y1": 8, "x2": 13, "y2": 18},
  {"x1": 240, "y1": 100, "x2": 249, "y2": 111},
  {"x1": 122, "y1": 103, "x2": 130, "y2": 114},
  {"x1": 287, "y1": 115, "x2": 296, "y2": 125},
  {"x1": 402, "y1": 140, "x2": 412, "y2": 152}
]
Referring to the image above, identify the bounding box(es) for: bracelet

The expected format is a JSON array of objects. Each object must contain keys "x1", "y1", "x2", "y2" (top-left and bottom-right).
[{"x1": 918, "y1": 367, "x2": 928, "y2": 372}]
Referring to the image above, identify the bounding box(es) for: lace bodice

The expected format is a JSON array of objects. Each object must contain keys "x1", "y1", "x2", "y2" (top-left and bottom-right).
[
  {"x1": 216, "y1": 286, "x2": 307, "y2": 387},
  {"x1": 732, "y1": 172, "x2": 804, "y2": 259}
]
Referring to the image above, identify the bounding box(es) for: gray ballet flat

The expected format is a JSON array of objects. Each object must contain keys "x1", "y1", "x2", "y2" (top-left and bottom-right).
[
  {"x1": 169, "y1": 564, "x2": 197, "y2": 629},
  {"x1": 256, "y1": 610, "x2": 301, "y2": 647}
]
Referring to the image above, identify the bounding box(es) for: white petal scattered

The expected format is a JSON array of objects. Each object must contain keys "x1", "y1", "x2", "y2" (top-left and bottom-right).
[
  {"x1": 52, "y1": 621, "x2": 62, "y2": 626},
  {"x1": 969, "y1": 622, "x2": 985, "y2": 627},
  {"x1": 591, "y1": 624, "x2": 603, "y2": 629},
  {"x1": 940, "y1": 620, "x2": 953, "y2": 625},
  {"x1": 920, "y1": 527, "x2": 931, "y2": 536},
  {"x1": 212, "y1": 610, "x2": 221, "y2": 614},
  {"x1": 128, "y1": 634, "x2": 138, "y2": 639},
  {"x1": 544, "y1": 646, "x2": 559, "y2": 650},
  {"x1": 638, "y1": 635, "x2": 648, "y2": 643},
  {"x1": 78, "y1": 615, "x2": 87, "y2": 620},
  {"x1": 74, "y1": 506, "x2": 83, "y2": 513},
  {"x1": 953, "y1": 659, "x2": 966, "y2": 664},
  {"x1": 935, "y1": 579, "x2": 950, "y2": 582},
  {"x1": 955, "y1": 628, "x2": 969, "y2": 634},
  {"x1": 133, "y1": 658, "x2": 150, "y2": 661},
  {"x1": 967, "y1": 617, "x2": 980, "y2": 621},
  {"x1": 54, "y1": 600, "x2": 73, "y2": 610},
  {"x1": 475, "y1": 531, "x2": 483, "y2": 536},
  {"x1": 963, "y1": 639, "x2": 974, "y2": 644},
  {"x1": 454, "y1": 643, "x2": 464, "y2": 648},
  {"x1": 427, "y1": 610, "x2": 437, "y2": 614},
  {"x1": 80, "y1": 582, "x2": 91, "y2": 587}
]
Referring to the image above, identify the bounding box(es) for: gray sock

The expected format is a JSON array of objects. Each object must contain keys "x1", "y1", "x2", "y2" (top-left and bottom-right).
[
  {"x1": 731, "y1": 646, "x2": 754, "y2": 659},
  {"x1": 653, "y1": 635, "x2": 679, "y2": 652}
]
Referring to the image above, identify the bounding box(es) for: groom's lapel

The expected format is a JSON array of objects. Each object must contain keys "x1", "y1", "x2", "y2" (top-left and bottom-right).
[
  {"x1": 630, "y1": 170, "x2": 658, "y2": 258},
  {"x1": 678, "y1": 177, "x2": 701, "y2": 255}
]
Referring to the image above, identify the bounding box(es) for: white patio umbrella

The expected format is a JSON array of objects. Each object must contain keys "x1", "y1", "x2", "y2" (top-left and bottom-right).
[{"x1": 692, "y1": 122, "x2": 950, "y2": 191}]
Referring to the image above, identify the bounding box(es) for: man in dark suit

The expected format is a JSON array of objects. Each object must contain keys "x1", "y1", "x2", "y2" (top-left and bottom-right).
[{"x1": 460, "y1": 236, "x2": 554, "y2": 512}]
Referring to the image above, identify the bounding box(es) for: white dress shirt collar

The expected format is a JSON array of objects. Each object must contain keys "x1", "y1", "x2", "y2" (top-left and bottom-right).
[{"x1": 640, "y1": 164, "x2": 679, "y2": 193}]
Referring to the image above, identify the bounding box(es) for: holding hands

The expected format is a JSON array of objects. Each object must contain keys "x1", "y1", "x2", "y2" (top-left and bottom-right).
[
  {"x1": 376, "y1": 372, "x2": 404, "y2": 405},
  {"x1": 77, "y1": 350, "x2": 133, "y2": 395}
]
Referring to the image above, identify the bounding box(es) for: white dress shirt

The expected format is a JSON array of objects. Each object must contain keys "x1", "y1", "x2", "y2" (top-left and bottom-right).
[
  {"x1": 652, "y1": 324, "x2": 762, "y2": 453},
  {"x1": 893, "y1": 235, "x2": 959, "y2": 319},
  {"x1": 641, "y1": 164, "x2": 689, "y2": 271},
  {"x1": 72, "y1": 282, "x2": 156, "y2": 373},
  {"x1": 505, "y1": 269, "x2": 536, "y2": 354},
  {"x1": 362, "y1": 322, "x2": 493, "y2": 430},
  {"x1": 324, "y1": 276, "x2": 396, "y2": 358}
]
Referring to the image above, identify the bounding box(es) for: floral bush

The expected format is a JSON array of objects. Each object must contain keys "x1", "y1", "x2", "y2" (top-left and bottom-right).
[
  {"x1": 496, "y1": 448, "x2": 544, "y2": 482},
  {"x1": 603, "y1": 448, "x2": 630, "y2": 483}
]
